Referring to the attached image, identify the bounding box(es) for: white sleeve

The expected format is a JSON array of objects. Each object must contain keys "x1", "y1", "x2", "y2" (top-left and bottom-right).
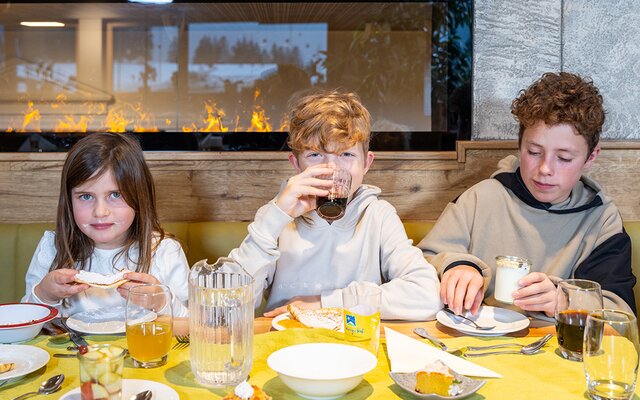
[
  {"x1": 22, "y1": 231, "x2": 62, "y2": 306},
  {"x1": 228, "y1": 201, "x2": 293, "y2": 309},
  {"x1": 152, "y1": 238, "x2": 191, "y2": 318},
  {"x1": 322, "y1": 206, "x2": 443, "y2": 321}
]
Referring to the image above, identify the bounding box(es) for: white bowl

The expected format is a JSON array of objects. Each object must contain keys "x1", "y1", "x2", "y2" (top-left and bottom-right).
[
  {"x1": 0, "y1": 303, "x2": 58, "y2": 343},
  {"x1": 267, "y1": 343, "x2": 377, "y2": 400}
]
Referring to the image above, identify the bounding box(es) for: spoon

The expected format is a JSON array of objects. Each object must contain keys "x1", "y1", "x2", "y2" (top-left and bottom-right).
[
  {"x1": 442, "y1": 307, "x2": 496, "y2": 330},
  {"x1": 464, "y1": 334, "x2": 554, "y2": 357},
  {"x1": 11, "y1": 374, "x2": 65, "y2": 400},
  {"x1": 413, "y1": 329, "x2": 553, "y2": 355},
  {"x1": 129, "y1": 390, "x2": 153, "y2": 400}
]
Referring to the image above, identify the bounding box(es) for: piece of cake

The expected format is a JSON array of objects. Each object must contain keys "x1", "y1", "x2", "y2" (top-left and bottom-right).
[
  {"x1": 0, "y1": 362, "x2": 15, "y2": 373},
  {"x1": 222, "y1": 381, "x2": 272, "y2": 400},
  {"x1": 74, "y1": 270, "x2": 130, "y2": 289},
  {"x1": 415, "y1": 360, "x2": 461, "y2": 396},
  {"x1": 287, "y1": 304, "x2": 343, "y2": 331}
]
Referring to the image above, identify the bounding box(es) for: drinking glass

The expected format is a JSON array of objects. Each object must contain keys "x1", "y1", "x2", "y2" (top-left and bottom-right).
[
  {"x1": 343, "y1": 283, "x2": 382, "y2": 355},
  {"x1": 126, "y1": 283, "x2": 173, "y2": 368},
  {"x1": 78, "y1": 343, "x2": 126, "y2": 400},
  {"x1": 555, "y1": 279, "x2": 603, "y2": 361},
  {"x1": 316, "y1": 167, "x2": 352, "y2": 221},
  {"x1": 189, "y1": 257, "x2": 254, "y2": 388},
  {"x1": 494, "y1": 255, "x2": 531, "y2": 304},
  {"x1": 584, "y1": 309, "x2": 639, "y2": 400}
]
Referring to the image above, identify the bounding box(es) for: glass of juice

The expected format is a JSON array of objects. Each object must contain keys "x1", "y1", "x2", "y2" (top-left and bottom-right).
[
  {"x1": 78, "y1": 344, "x2": 126, "y2": 400},
  {"x1": 126, "y1": 283, "x2": 173, "y2": 368},
  {"x1": 555, "y1": 279, "x2": 603, "y2": 361}
]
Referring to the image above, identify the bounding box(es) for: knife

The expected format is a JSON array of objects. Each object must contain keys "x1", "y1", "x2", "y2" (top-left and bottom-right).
[{"x1": 57, "y1": 318, "x2": 90, "y2": 349}]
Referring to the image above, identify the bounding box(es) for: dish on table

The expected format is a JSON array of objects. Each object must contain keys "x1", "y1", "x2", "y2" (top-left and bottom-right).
[
  {"x1": 389, "y1": 369, "x2": 486, "y2": 399},
  {"x1": 66, "y1": 306, "x2": 155, "y2": 335},
  {"x1": 435, "y1": 306, "x2": 529, "y2": 336},
  {"x1": 0, "y1": 345, "x2": 49, "y2": 382},
  {"x1": 59, "y1": 379, "x2": 179, "y2": 400},
  {"x1": 0, "y1": 303, "x2": 58, "y2": 343}
]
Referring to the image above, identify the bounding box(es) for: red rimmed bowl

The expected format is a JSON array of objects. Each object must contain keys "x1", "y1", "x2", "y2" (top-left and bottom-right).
[{"x1": 0, "y1": 303, "x2": 58, "y2": 343}]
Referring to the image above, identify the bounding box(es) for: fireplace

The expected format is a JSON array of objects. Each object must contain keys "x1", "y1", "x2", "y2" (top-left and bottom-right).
[{"x1": 0, "y1": 1, "x2": 472, "y2": 152}]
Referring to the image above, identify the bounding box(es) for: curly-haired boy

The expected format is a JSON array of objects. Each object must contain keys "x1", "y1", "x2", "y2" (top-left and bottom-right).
[{"x1": 418, "y1": 72, "x2": 636, "y2": 319}]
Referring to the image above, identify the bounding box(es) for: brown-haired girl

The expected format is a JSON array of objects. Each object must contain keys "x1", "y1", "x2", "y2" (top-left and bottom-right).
[{"x1": 22, "y1": 133, "x2": 189, "y2": 317}]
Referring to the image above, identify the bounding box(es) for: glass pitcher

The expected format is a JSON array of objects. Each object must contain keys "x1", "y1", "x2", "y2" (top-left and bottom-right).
[{"x1": 188, "y1": 257, "x2": 254, "y2": 387}]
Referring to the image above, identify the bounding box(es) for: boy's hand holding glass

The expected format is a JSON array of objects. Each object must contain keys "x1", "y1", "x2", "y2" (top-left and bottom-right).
[{"x1": 275, "y1": 164, "x2": 335, "y2": 218}]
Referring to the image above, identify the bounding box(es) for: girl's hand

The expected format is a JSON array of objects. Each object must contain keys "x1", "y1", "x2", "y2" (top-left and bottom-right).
[
  {"x1": 263, "y1": 295, "x2": 321, "y2": 317},
  {"x1": 117, "y1": 272, "x2": 161, "y2": 299},
  {"x1": 275, "y1": 164, "x2": 335, "y2": 218},
  {"x1": 512, "y1": 272, "x2": 557, "y2": 317},
  {"x1": 35, "y1": 269, "x2": 89, "y2": 303}
]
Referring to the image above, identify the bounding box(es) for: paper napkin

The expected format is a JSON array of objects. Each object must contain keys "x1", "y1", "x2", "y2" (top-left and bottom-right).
[{"x1": 384, "y1": 327, "x2": 502, "y2": 378}]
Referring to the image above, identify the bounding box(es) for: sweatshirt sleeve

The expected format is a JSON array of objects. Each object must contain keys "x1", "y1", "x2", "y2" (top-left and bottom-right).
[
  {"x1": 574, "y1": 230, "x2": 636, "y2": 314},
  {"x1": 323, "y1": 203, "x2": 443, "y2": 321},
  {"x1": 152, "y1": 238, "x2": 191, "y2": 318},
  {"x1": 417, "y1": 190, "x2": 493, "y2": 289},
  {"x1": 22, "y1": 232, "x2": 62, "y2": 306},
  {"x1": 228, "y1": 201, "x2": 294, "y2": 310}
]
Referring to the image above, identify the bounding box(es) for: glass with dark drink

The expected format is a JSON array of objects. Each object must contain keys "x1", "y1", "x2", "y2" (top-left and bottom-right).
[
  {"x1": 316, "y1": 168, "x2": 352, "y2": 221},
  {"x1": 554, "y1": 279, "x2": 603, "y2": 361}
]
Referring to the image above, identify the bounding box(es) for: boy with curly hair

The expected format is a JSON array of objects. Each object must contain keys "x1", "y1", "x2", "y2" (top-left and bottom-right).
[
  {"x1": 418, "y1": 72, "x2": 636, "y2": 319},
  {"x1": 229, "y1": 90, "x2": 442, "y2": 320}
]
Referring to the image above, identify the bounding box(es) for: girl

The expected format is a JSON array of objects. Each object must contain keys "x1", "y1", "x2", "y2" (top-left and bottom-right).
[{"x1": 22, "y1": 133, "x2": 190, "y2": 317}]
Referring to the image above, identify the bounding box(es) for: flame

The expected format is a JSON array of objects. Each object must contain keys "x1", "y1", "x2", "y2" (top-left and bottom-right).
[
  {"x1": 21, "y1": 101, "x2": 41, "y2": 132},
  {"x1": 7, "y1": 88, "x2": 287, "y2": 133}
]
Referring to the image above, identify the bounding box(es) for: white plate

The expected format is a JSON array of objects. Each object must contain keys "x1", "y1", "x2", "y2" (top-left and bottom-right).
[
  {"x1": 436, "y1": 306, "x2": 530, "y2": 336},
  {"x1": 67, "y1": 306, "x2": 156, "y2": 335},
  {"x1": 271, "y1": 312, "x2": 292, "y2": 331},
  {"x1": 0, "y1": 345, "x2": 50, "y2": 382},
  {"x1": 59, "y1": 379, "x2": 179, "y2": 400}
]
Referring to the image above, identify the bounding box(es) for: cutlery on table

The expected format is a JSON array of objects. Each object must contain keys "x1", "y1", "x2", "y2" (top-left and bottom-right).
[
  {"x1": 11, "y1": 374, "x2": 64, "y2": 400},
  {"x1": 172, "y1": 335, "x2": 190, "y2": 350},
  {"x1": 464, "y1": 334, "x2": 553, "y2": 357},
  {"x1": 442, "y1": 307, "x2": 496, "y2": 330},
  {"x1": 129, "y1": 390, "x2": 153, "y2": 400},
  {"x1": 55, "y1": 319, "x2": 89, "y2": 351}
]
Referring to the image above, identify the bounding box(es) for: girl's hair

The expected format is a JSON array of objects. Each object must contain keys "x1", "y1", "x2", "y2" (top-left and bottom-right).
[
  {"x1": 52, "y1": 133, "x2": 166, "y2": 274},
  {"x1": 286, "y1": 90, "x2": 371, "y2": 155}
]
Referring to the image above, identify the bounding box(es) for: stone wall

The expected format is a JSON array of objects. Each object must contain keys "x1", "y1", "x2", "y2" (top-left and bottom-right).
[{"x1": 473, "y1": 0, "x2": 640, "y2": 140}]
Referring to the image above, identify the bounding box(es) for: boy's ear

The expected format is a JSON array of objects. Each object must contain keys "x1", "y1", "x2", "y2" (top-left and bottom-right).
[
  {"x1": 363, "y1": 151, "x2": 375, "y2": 174},
  {"x1": 584, "y1": 146, "x2": 600, "y2": 169},
  {"x1": 288, "y1": 152, "x2": 303, "y2": 172}
]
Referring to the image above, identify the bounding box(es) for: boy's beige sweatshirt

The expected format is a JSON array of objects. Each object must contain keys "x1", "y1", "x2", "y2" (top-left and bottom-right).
[{"x1": 229, "y1": 184, "x2": 443, "y2": 321}]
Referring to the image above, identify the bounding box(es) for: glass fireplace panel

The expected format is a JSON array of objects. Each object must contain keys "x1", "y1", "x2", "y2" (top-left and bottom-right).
[{"x1": 0, "y1": 1, "x2": 472, "y2": 151}]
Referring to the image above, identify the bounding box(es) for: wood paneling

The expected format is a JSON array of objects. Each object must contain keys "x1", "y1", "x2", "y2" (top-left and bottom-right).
[{"x1": 1, "y1": 141, "x2": 639, "y2": 223}]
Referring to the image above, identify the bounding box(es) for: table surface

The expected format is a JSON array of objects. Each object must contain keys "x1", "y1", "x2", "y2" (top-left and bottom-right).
[{"x1": 0, "y1": 316, "x2": 633, "y2": 399}]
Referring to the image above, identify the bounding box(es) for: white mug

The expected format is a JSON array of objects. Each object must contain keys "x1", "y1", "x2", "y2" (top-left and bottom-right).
[{"x1": 494, "y1": 256, "x2": 531, "y2": 304}]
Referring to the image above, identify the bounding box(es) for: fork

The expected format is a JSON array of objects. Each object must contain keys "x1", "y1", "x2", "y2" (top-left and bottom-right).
[{"x1": 172, "y1": 335, "x2": 190, "y2": 350}]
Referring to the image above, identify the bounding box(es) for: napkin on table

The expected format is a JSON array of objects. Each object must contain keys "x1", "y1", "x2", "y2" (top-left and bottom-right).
[{"x1": 384, "y1": 327, "x2": 502, "y2": 378}]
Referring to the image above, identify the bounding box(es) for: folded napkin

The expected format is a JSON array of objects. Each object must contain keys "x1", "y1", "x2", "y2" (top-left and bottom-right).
[{"x1": 384, "y1": 327, "x2": 502, "y2": 378}]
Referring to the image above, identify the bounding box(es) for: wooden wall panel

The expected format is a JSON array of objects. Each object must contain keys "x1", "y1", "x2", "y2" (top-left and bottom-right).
[{"x1": 1, "y1": 141, "x2": 639, "y2": 223}]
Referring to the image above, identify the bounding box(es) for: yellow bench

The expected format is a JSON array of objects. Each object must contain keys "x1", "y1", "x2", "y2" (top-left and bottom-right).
[{"x1": 2, "y1": 221, "x2": 637, "y2": 317}]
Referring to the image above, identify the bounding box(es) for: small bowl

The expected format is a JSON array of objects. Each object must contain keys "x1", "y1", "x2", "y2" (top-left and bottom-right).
[
  {"x1": 0, "y1": 303, "x2": 58, "y2": 343},
  {"x1": 389, "y1": 369, "x2": 486, "y2": 399},
  {"x1": 267, "y1": 343, "x2": 377, "y2": 399}
]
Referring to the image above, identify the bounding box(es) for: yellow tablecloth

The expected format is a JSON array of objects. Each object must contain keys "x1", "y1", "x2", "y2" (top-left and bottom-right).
[{"x1": 1, "y1": 330, "x2": 638, "y2": 399}]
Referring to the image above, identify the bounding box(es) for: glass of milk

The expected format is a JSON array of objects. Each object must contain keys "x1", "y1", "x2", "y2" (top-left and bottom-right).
[{"x1": 494, "y1": 256, "x2": 531, "y2": 304}]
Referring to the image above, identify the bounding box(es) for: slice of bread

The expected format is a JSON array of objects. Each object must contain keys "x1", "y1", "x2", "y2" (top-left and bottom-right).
[
  {"x1": 287, "y1": 304, "x2": 343, "y2": 331},
  {"x1": 0, "y1": 362, "x2": 15, "y2": 373},
  {"x1": 74, "y1": 270, "x2": 129, "y2": 289}
]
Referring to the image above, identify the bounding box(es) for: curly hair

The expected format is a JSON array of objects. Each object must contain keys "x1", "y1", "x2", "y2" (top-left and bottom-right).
[
  {"x1": 511, "y1": 72, "x2": 605, "y2": 154},
  {"x1": 287, "y1": 90, "x2": 371, "y2": 155}
]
